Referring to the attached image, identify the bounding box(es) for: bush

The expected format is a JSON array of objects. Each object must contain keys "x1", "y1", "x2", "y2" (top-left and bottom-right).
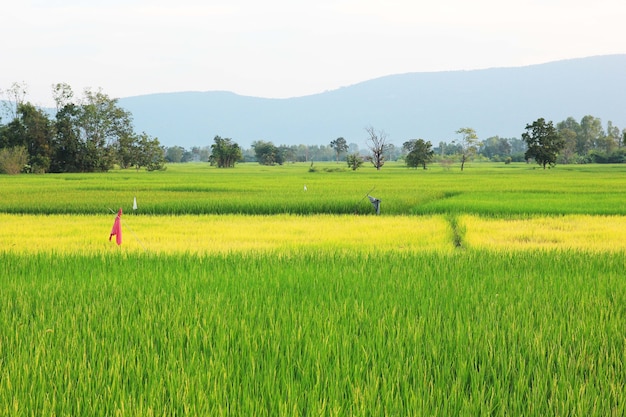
[
  {"x1": 346, "y1": 154, "x2": 363, "y2": 171},
  {"x1": 0, "y1": 146, "x2": 29, "y2": 175}
]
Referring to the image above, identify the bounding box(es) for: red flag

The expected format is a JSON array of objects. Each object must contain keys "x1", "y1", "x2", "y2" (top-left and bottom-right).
[{"x1": 109, "y1": 208, "x2": 122, "y2": 245}]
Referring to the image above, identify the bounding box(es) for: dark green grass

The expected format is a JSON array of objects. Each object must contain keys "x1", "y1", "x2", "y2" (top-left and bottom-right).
[{"x1": 1, "y1": 250, "x2": 624, "y2": 416}]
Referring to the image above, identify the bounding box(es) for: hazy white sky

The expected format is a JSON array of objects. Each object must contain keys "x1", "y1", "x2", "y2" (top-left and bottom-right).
[{"x1": 2, "y1": 0, "x2": 625, "y2": 106}]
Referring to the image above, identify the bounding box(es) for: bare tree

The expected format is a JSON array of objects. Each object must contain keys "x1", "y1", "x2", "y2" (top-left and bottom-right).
[
  {"x1": 365, "y1": 126, "x2": 388, "y2": 170},
  {"x1": 1, "y1": 81, "x2": 28, "y2": 120},
  {"x1": 51, "y1": 82, "x2": 74, "y2": 112}
]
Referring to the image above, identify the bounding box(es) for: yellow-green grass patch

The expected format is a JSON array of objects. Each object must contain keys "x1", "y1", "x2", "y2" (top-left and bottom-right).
[
  {"x1": 461, "y1": 214, "x2": 626, "y2": 252},
  {"x1": 0, "y1": 213, "x2": 452, "y2": 255}
]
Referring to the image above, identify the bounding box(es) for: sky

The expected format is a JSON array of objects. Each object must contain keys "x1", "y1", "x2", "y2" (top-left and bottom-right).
[{"x1": 2, "y1": 0, "x2": 625, "y2": 107}]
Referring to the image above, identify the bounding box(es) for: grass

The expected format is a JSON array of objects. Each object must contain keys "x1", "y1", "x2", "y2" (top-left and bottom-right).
[
  {"x1": 1, "y1": 161, "x2": 626, "y2": 415},
  {"x1": 1, "y1": 251, "x2": 624, "y2": 416},
  {"x1": 462, "y1": 214, "x2": 626, "y2": 252},
  {"x1": 0, "y1": 213, "x2": 454, "y2": 255},
  {"x1": 1, "y1": 162, "x2": 625, "y2": 215}
]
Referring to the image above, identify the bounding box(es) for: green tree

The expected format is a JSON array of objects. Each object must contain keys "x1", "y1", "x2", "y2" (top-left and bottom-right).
[
  {"x1": 522, "y1": 118, "x2": 565, "y2": 169},
  {"x1": 77, "y1": 88, "x2": 134, "y2": 171},
  {"x1": 4, "y1": 103, "x2": 55, "y2": 173},
  {"x1": 252, "y1": 140, "x2": 280, "y2": 165},
  {"x1": 210, "y1": 136, "x2": 242, "y2": 168},
  {"x1": 577, "y1": 115, "x2": 604, "y2": 156},
  {"x1": 330, "y1": 137, "x2": 348, "y2": 163},
  {"x1": 50, "y1": 103, "x2": 84, "y2": 172},
  {"x1": 133, "y1": 132, "x2": 166, "y2": 171},
  {"x1": 455, "y1": 127, "x2": 479, "y2": 171},
  {"x1": 191, "y1": 146, "x2": 210, "y2": 162},
  {"x1": 606, "y1": 120, "x2": 622, "y2": 149},
  {"x1": 165, "y1": 146, "x2": 185, "y2": 163},
  {"x1": 557, "y1": 128, "x2": 578, "y2": 164},
  {"x1": 403, "y1": 139, "x2": 434, "y2": 169},
  {"x1": 480, "y1": 136, "x2": 511, "y2": 160}
]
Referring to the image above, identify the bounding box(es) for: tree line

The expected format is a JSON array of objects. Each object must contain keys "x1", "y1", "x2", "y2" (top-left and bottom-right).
[
  {"x1": 178, "y1": 115, "x2": 625, "y2": 171},
  {"x1": 0, "y1": 82, "x2": 165, "y2": 174},
  {"x1": 2, "y1": 80, "x2": 624, "y2": 174}
]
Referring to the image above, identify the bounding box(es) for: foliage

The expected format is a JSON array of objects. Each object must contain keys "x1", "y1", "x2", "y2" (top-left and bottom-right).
[
  {"x1": 329, "y1": 137, "x2": 348, "y2": 162},
  {"x1": 480, "y1": 136, "x2": 512, "y2": 160},
  {"x1": 0, "y1": 85, "x2": 167, "y2": 173},
  {"x1": 50, "y1": 103, "x2": 83, "y2": 172},
  {"x1": 0, "y1": 146, "x2": 28, "y2": 174},
  {"x1": 0, "y1": 103, "x2": 54, "y2": 172},
  {"x1": 523, "y1": 118, "x2": 565, "y2": 169},
  {"x1": 135, "y1": 132, "x2": 166, "y2": 171},
  {"x1": 403, "y1": 138, "x2": 434, "y2": 169},
  {"x1": 252, "y1": 140, "x2": 283, "y2": 165},
  {"x1": 209, "y1": 135, "x2": 242, "y2": 168},
  {"x1": 455, "y1": 127, "x2": 479, "y2": 171},
  {"x1": 165, "y1": 145, "x2": 185, "y2": 163},
  {"x1": 346, "y1": 153, "x2": 364, "y2": 170}
]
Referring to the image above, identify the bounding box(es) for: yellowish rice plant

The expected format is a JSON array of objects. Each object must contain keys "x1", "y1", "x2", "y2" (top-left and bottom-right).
[
  {"x1": 0, "y1": 214, "x2": 453, "y2": 255},
  {"x1": 461, "y1": 214, "x2": 626, "y2": 252}
]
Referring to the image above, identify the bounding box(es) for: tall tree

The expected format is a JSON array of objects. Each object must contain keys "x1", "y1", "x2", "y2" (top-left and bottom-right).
[
  {"x1": 77, "y1": 88, "x2": 134, "y2": 171},
  {"x1": 603, "y1": 121, "x2": 621, "y2": 153},
  {"x1": 578, "y1": 115, "x2": 604, "y2": 155},
  {"x1": 365, "y1": 126, "x2": 388, "y2": 170},
  {"x1": 455, "y1": 127, "x2": 479, "y2": 171},
  {"x1": 522, "y1": 118, "x2": 565, "y2": 169},
  {"x1": 330, "y1": 137, "x2": 348, "y2": 163},
  {"x1": 480, "y1": 136, "x2": 511, "y2": 160},
  {"x1": 132, "y1": 132, "x2": 166, "y2": 171},
  {"x1": 210, "y1": 135, "x2": 242, "y2": 168},
  {"x1": 50, "y1": 103, "x2": 84, "y2": 172},
  {"x1": 165, "y1": 146, "x2": 185, "y2": 163},
  {"x1": 403, "y1": 139, "x2": 434, "y2": 169},
  {"x1": 13, "y1": 103, "x2": 54, "y2": 173},
  {"x1": 557, "y1": 128, "x2": 578, "y2": 164}
]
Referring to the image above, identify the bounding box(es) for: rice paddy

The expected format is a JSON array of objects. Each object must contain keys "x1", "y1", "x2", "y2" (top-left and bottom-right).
[{"x1": 1, "y1": 162, "x2": 625, "y2": 416}]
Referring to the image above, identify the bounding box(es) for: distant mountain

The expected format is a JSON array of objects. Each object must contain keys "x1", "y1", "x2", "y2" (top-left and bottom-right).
[{"x1": 118, "y1": 55, "x2": 626, "y2": 149}]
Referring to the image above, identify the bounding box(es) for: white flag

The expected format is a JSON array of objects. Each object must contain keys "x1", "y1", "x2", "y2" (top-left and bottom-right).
[{"x1": 133, "y1": 196, "x2": 138, "y2": 211}]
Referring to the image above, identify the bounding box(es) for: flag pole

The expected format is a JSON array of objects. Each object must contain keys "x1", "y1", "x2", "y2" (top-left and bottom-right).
[
  {"x1": 353, "y1": 187, "x2": 375, "y2": 214},
  {"x1": 108, "y1": 207, "x2": 148, "y2": 252}
]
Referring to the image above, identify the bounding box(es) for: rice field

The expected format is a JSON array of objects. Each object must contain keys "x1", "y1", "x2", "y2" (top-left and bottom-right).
[{"x1": 1, "y1": 162, "x2": 625, "y2": 416}]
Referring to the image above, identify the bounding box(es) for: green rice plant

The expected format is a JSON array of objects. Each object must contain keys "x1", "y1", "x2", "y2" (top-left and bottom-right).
[
  {"x1": 1, "y1": 162, "x2": 625, "y2": 216},
  {"x1": 1, "y1": 250, "x2": 624, "y2": 416}
]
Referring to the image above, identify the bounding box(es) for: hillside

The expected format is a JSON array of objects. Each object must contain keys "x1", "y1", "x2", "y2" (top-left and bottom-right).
[{"x1": 118, "y1": 55, "x2": 626, "y2": 149}]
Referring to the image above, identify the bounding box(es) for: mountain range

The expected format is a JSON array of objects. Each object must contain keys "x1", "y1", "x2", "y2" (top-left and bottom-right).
[{"x1": 118, "y1": 54, "x2": 626, "y2": 149}]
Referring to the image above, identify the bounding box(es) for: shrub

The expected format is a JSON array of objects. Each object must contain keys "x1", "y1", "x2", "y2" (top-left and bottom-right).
[
  {"x1": 0, "y1": 146, "x2": 29, "y2": 175},
  {"x1": 346, "y1": 153, "x2": 363, "y2": 171}
]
